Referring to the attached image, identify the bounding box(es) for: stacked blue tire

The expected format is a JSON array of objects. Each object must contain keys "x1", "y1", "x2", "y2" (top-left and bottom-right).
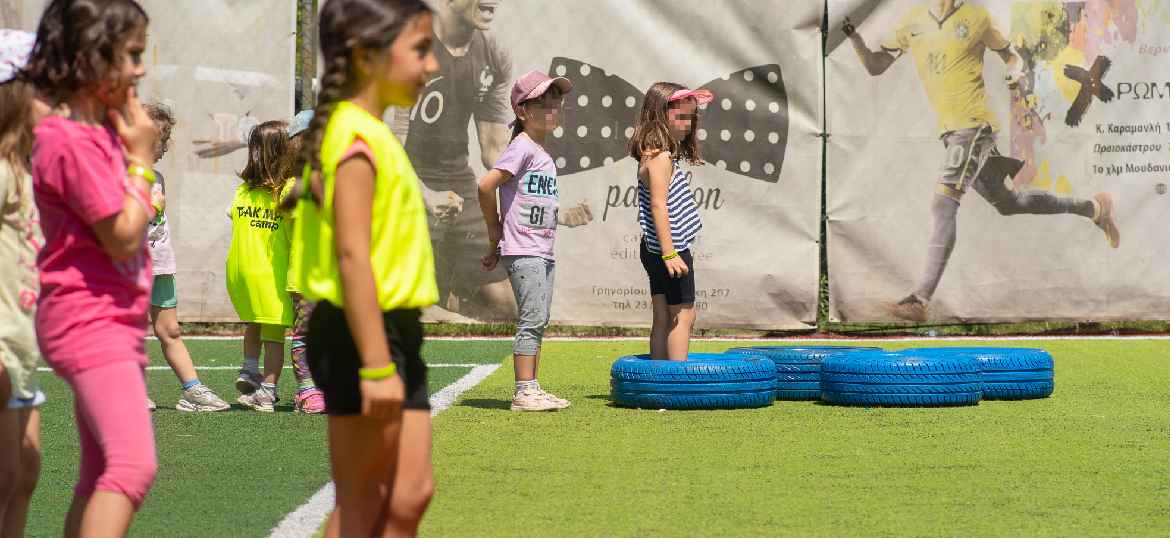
[
  {"x1": 725, "y1": 346, "x2": 882, "y2": 400},
  {"x1": 910, "y1": 347, "x2": 1054, "y2": 400},
  {"x1": 820, "y1": 350, "x2": 983, "y2": 406},
  {"x1": 610, "y1": 353, "x2": 777, "y2": 410}
]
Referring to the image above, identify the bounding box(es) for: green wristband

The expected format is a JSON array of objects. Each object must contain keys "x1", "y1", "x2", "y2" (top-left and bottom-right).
[{"x1": 358, "y1": 363, "x2": 397, "y2": 380}]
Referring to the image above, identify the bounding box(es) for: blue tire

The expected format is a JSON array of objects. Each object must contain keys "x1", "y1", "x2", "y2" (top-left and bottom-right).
[
  {"x1": 910, "y1": 347, "x2": 1054, "y2": 400},
  {"x1": 819, "y1": 350, "x2": 982, "y2": 407},
  {"x1": 725, "y1": 345, "x2": 882, "y2": 400},
  {"x1": 610, "y1": 354, "x2": 777, "y2": 410}
]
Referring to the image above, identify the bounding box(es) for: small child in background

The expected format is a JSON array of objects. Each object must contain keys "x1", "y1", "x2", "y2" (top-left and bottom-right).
[
  {"x1": 478, "y1": 70, "x2": 573, "y2": 412},
  {"x1": 284, "y1": 109, "x2": 324, "y2": 413},
  {"x1": 144, "y1": 101, "x2": 229, "y2": 412},
  {"x1": 0, "y1": 29, "x2": 46, "y2": 537},
  {"x1": 227, "y1": 120, "x2": 294, "y2": 412}
]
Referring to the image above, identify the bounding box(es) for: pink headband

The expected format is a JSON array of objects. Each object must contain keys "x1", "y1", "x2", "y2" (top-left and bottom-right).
[{"x1": 668, "y1": 88, "x2": 714, "y2": 105}]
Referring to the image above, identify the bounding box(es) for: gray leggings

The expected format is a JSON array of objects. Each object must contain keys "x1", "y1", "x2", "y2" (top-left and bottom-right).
[{"x1": 504, "y1": 256, "x2": 555, "y2": 356}]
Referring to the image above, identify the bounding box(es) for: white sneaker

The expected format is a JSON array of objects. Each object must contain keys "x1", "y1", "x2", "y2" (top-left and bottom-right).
[
  {"x1": 538, "y1": 388, "x2": 571, "y2": 409},
  {"x1": 176, "y1": 384, "x2": 231, "y2": 412},
  {"x1": 238, "y1": 387, "x2": 276, "y2": 412},
  {"x1": 510, "y1": 388, "x2": 560, "y2": 412}
]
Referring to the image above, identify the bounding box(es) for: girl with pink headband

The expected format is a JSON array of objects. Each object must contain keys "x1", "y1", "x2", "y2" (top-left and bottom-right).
[{"x1": 628, "y1": 83, "x2": 714, "y2": 360}]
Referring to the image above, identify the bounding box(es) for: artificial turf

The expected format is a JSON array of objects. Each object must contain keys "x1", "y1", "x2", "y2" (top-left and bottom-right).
[
  {"x1": 422, "y1": 339, "x2": 1170, "y2": 536},
  {"x1": 26, "y1": 338, "x2": 509, "y2": 538}
]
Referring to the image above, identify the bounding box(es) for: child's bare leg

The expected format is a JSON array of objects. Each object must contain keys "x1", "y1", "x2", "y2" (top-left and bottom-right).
[
  {"x1": 325, "y1": 415, "x2": 402, "y2": 538},
  {"x1": 243, "y1": 323, "x2": 261, "y2": 362},
  {"x1": 666, "y1": 304, "x2": 695, "y2": 361},
  {"x1": 383, "y1": 410, "x2": 433, "y2": 537},
  {"x1": 262, "y1": 337, "x2": 284, "y2": 386},
  {"x1": 649, "y1": 295, "x2": 670, "y2": 359},
  {"x1": 151, "y1": 306, "x2": 197, "y2": 384},
  {"x1": 0, "y1": 407, "x2": 41, "y2": 537}
]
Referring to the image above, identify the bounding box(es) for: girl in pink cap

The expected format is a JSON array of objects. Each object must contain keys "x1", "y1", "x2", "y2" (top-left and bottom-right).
[
  {"x1": 477, "y1": 70, "x2": 574, "y2": 411},
  {"x1": 628, "y1": 83, "x2": 713, "y2": 361}
]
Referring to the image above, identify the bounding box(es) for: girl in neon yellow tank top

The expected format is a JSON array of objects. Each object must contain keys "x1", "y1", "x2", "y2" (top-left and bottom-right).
[
  {"x1": 281, "y1": 0, "x2": 440, "y2": 534},
  {"x1": 225, "y1": 120, "x2": 293, "y2": 411}
]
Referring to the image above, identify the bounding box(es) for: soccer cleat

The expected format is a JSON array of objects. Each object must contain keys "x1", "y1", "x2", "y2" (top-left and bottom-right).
[
  {"x1": 886, "y1": 294, "x2": 928, "y2": 323},
  {"x1": 510, "y1": 388, "x2": 561, "y2": 412},
  {"x1": 538, "y1": 389, "x2": 571, "y2": 409},
  {"x1": 176, "y1": 384, "x2": 231, "y2": 412},
  {"x1": 294, "y1": 387, "x2": 326, "y2": 414},
  {"x1": 1092, "y1": 192, "x2": 1120, "y2": 249},
  {"x1": 235, "y1": 369, "x2": 263, "y2": 395},
  {"x1": 238, "y1": 387, "x2": 276, "y2": 412}
]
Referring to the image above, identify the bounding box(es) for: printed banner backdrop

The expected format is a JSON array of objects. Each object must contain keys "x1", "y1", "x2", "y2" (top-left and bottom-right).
[
  {"x1": 2, "y1": 0, "x2": 296, "y2": 321},
  {"x1": 390, "y1": 0, "x2": 824, "y2": 329},
  {"x1": 826, "y1": 0, "x2": 1170, "y2": 322}
]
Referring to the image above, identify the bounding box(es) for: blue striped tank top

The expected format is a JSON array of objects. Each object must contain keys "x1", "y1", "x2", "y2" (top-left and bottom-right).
[{"x1": 637, "y1": 159, "x2": 702, "y2": 254}]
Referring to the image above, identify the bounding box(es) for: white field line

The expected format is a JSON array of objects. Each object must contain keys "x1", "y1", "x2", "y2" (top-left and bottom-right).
[
  {"x1": 266, "y1": 364, "x2": 500, "y2": 538},
  {"x1": 36, "y1": 363, "x2": 482, "y2": 373}
]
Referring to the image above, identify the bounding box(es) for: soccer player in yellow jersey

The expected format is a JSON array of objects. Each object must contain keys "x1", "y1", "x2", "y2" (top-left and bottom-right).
[{"x1": 844, "y1": 0, "x2": 1120, "y2": 322}]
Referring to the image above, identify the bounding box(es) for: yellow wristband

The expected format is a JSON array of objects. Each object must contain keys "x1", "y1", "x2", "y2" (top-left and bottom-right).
[
  {"x1": 358, "y1": 363, "x2": 397, "y2": 380},
  {"x1": 128, "y1": 165, "x2": 156, "y2": 184},
  {"x1": 661, "y1": 251, "x2": 679, "y2": 261}
]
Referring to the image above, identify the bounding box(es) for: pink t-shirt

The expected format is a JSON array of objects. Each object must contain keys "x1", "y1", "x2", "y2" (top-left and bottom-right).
[
  {"x1": 490, "y1": 135, "x2": 558, "y2": 260},
  {"x1": 32, "y1": 116, "x2": 151, "y2": 376}
]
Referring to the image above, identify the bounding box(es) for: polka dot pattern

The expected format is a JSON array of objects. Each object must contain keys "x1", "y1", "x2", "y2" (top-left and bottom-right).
[{"x1": 542, "y1": 57, "x2": 788, "y2": 183}]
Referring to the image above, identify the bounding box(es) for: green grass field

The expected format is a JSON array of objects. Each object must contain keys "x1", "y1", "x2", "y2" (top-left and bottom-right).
[
  {"x1": 26, "y1": 338, "x2": 1170, "y2": 536},
  {"x1": 423, "y1": 339, "x2": 1170, "y2": 536},
  {"x1": 26, "y1": 339, "x2": 510, "y2": 538}
]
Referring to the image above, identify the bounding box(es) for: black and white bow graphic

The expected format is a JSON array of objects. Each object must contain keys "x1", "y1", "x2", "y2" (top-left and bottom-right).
[{"x1": 543, "y1": 57, "x2": 789, "y2": 183}]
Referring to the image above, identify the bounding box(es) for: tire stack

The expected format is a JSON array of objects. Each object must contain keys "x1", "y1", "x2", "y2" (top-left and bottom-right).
[
  {"x1": 724, "y1": 346, "x2": 882, "y2": 400},
  {"x1": 818, "y1": 347, "x2": 1055, "y2": 407},
  {"x1": 910, "y1": 347, "x2": 1054, "y2": 400},
  {"x1": 819, "y1": 350, "x2": 983, "y2": 406},
  {"x1": 609, "y1": 347, "x2": 1054, "y2": 410},
  {"x1": 610, "y1": 353, "x2": 777, "y2": 410}
]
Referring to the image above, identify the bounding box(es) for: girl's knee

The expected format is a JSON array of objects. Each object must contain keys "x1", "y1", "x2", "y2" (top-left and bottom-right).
[
  {"x1": 392, "y1": 476, "x2": 434, "y2": 517},
  {"x1": 15, "y1": 446, "x2": 40, "y2": 497},
  {"x1": 103, "y1": 454, "x2": 157, "y2": 506},
  {"x1": 0, "y1": 465, "x2": 17, "y2": 502},
  {"x1": 156, "y1": 318, "x2": 182, "y2": 341}
]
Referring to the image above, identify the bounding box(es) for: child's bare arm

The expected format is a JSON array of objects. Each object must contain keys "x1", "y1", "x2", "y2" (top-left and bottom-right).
[{"x1": 334, "y1": 153, "x2": 403, "y2": 416}]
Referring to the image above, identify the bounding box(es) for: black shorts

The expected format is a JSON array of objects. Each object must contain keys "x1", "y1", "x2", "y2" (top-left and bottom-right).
[
  {"x1": 640, "y1": 240, "x2": 696, "y2": 306},
  {"x1": 305, "y1": 302, "x2": 430, "y2": 415}
]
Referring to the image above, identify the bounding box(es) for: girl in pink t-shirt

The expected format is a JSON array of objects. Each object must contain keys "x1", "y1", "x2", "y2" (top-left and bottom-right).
[
  {"x1": 477, "y1": 70, "x2": 574, "y2": 412},
  {"x1": 24, "y1": 1, "x2": 160, "y2": 534}
]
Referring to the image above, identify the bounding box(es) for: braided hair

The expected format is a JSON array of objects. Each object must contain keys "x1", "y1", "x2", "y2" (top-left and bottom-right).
[{"x1": 282, "y1": 0, "x2": 431, "y2": 210}]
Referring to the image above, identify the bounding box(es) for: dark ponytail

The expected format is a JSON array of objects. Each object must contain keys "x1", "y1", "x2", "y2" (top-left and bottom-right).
[{"x1": 282, "y1": 0, "x2": 431, "y2": 210}]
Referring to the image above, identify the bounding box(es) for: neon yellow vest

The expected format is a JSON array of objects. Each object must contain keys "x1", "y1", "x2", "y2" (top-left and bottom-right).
[
  {"x1": 290, "y1": 101, "x2": 438, "y2": 310},
  {"x1": 225, "y1": 182, "x2": 294, "y2": 325}
]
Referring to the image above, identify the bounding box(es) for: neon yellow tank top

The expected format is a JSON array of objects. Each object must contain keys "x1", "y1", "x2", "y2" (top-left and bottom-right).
[
  {"x1": 225, "y1": 181, "x2": 294, "y2": 325},
  {"x1": 289, "y1": 101, "x2": 438, "y2": 310}
]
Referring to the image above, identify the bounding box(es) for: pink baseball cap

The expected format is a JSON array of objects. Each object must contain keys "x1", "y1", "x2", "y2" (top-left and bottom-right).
[
  {"x1": 669, "y1": 88, "x2": 714, "y2": 105},
  {"x1": 510, "y1": 69, "x2": 573, "y2": 116}
]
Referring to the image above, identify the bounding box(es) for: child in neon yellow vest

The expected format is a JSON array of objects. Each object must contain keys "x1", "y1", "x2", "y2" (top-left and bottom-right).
[
  {"x1": 226, "y1": 120, "x2": 294, "y2": 412},
  {"x1": 282, "y1": 0, "x2": 440, "y2": 532}
]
